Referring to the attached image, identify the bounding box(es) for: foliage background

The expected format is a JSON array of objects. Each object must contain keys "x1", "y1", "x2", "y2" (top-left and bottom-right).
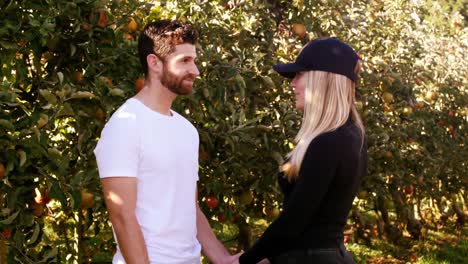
[{"x1": 0, "y1": 0, "x2": 466, "y2": 263}]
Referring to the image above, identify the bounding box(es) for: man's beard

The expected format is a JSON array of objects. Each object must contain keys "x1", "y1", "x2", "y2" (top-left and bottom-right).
[{"x1": 161, "y1": 66, "x2": 196, "y2": 95}]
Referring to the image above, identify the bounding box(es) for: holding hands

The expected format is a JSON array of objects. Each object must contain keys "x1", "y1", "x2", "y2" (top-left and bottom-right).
[
  {"x1": 223, "y1": 252, "x2": 241, "y2": 264},
  {"x1": 223, "y1": 253, "x2": 270, "y2": 264}
]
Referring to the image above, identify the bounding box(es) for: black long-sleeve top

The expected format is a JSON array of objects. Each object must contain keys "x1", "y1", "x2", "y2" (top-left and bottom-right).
[{"x1": 239, "y1": 119, "x2": 367, "y2": 263}]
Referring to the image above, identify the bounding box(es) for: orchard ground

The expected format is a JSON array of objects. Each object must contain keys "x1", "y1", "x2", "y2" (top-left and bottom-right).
[{"x1": 85, "y1": 217, "x2": 467, "y2": 263}]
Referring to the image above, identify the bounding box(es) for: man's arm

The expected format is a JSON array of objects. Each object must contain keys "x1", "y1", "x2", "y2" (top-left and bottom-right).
[
  {"x1": 102, "y1": 177, "x2": 149, "y2": 264},
  {"x1": 196, "y1": 187, "x2": 241, "y2": 264}
]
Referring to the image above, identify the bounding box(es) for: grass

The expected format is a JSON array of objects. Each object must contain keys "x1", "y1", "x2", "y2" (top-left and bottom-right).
[
  {"x1": 416, "y1": 234, "x2": 467, "y2": 264},
  {"x1": 347, "y1": 234, "x2": 467, "y2": 264}
]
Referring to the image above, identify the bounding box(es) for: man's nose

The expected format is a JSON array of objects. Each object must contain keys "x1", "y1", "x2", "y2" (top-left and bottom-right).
[{"x1": 190, "y1": 63, "x2": 200, "y2": 77}]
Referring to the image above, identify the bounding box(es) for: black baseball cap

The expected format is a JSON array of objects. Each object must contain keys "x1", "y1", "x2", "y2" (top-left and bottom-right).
[{"x1": 273, "y1": 37, "x2": 360, "y2": 82}]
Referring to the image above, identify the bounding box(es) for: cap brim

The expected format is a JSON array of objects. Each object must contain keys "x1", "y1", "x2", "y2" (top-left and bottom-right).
[{"x1": 273, "y1": 63, "x2": 308, "y2": 78}]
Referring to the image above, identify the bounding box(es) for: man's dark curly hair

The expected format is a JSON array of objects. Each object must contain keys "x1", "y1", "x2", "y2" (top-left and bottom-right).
[{"x1": 138, "y1": 20, "x2": 198, "y2": 76}]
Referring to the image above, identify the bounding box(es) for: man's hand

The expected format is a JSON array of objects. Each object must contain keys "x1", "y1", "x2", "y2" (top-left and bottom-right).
[
  {"x1": 223, "y1": 252, "x2": 242, "y2": 264},
  {"x1": 229, "y1": 257, "x2": 270, "y2": 264},
  {"x1": 196, "y1": 185, "x2": 235, "y2": 263}
]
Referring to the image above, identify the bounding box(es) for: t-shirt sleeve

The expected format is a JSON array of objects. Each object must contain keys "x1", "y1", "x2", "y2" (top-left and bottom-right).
[
  {"x1": 239, "y1": 132, "x2": 339, "y2": 263},
  {"x1": 93, "y1": 111, "x2": 139, "y2": 178}
]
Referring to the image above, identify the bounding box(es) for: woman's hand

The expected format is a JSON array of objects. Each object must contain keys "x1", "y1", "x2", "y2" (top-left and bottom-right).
[{"x1": 225, "y1": 252, "x2": 242, "y2": 264}]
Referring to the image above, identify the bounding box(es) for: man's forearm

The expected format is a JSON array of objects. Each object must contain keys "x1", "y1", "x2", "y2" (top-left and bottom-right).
[
  {"x1": 112, "y1": 214, "x2": 150, "y2": 264},
  {"x1": 196, "y1": 208, "x2": 230, "y2": 264}
]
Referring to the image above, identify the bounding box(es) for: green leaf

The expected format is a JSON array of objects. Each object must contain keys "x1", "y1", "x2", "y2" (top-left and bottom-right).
[
  {"x1": 261, "y1": 76, "x2": 275, "y2": 89},
  {"x1": 32, "y1": 127, "x2": 41, "y2": 141},
  {"x1": 57, "y1": 72, "x2": 64, "y2": 85},
  {"x1": 271, "y1": 151, "x2": 284, "y2": 165},
  {"x1": 21, "y1": 213, "x2": 35, "y2": 227},
  {"x1": 29, "y1": 19, "x2": 41, "y2": 27},
  {"x1": 109, "y1": 88, "x2": 125, "y2": 97},
  {"x1": 17, "y1": 150, "x2": 27, "y2": 167},
  {"x1": 49, "y1": 182, "x2": 67, "y2": 206},
  {"x1": 0, "y1": 119, "x2": 14, "y2": 130},
  {"x1": 47, "y1": 148, "x2": 61, "y2": 159},
  {"x1": 71, "y1": 189, "x2": 82, "y2": 210},
  {"x1": 27, "y1": 223, "x2": 41, "y2": 245},
  {"x1": 70, "y1": 44, "x2": 77, "y2": 56},
  {"x1": 225, "y1": 137, "x2": 235, "y2": 152},
  {"x1": 0, "y1": 41, "x2": 16, "y2": 49},
  {"x1": 56, "y1": 103, "x2": 75, "y2": 117},
  {"x1": 0, "y1": 210, "x2": 20, "y2": 225},
  {"x1": 39, "y1": 89, "x2": 57, "y2": 104},
  {"x1": 69, "y1": 91, "x2": 96, "y2": 99},
  {"x1": 235, "y1": 74, "x2": 246, "y2": 97},
  {"x1": 1, "y1": 208, "x2": 11, "y2": 216},
  {"x1": 39, "y1": 247, "x2": 58, "y2": 263}
]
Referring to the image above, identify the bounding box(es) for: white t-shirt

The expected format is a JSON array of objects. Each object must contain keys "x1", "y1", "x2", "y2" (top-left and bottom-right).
[{"x1": 94, "y1": 98, "x2": 201, "y2": 264}]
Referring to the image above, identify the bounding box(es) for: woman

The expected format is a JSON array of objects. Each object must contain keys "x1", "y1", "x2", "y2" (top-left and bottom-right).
[{"x1": 237, "y1": 37, "x2": 367, "y2": 264}]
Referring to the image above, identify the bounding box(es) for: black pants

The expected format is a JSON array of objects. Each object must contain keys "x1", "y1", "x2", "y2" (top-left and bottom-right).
[{"x1": 271, "y1": 244, "x2": 355, "y2": 264}]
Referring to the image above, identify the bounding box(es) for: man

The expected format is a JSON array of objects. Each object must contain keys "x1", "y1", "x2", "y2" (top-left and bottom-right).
[{"x1": 94, "y1": 20, "x2": 240, "y2": 264}]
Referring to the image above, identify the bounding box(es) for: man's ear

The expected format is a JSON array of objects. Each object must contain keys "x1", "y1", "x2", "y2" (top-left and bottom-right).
[{"x1": 147, "y1": 54, "x2": 163, "y2": 77}]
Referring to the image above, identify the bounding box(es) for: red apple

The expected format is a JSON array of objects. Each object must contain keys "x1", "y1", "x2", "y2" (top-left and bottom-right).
[
  {"x1": 383, "y1": 151, "x2": 393, "y2": 160},
  {"x1": 265, "y1": 207, "x2": 280, "y2": 219},
  {"x1": 199, "y1": 151, "x2": 209, "y2": 161},
  {"x1": 217, "y1": 213, "x2": 226, "y2": 223},
  {"x1": 239, "y1": 191, "x2": 253, "y2": 205},
  {"x1": 97, "y1": 10, "x2": 108, "y2": 28},
  {"x1": 135, "y1": 77, "x2": 145, "y2": 93},
  {"x1": 344, "y1": 235, "x2": 350, "y2": 243},
  {"x1": 292, "y1": 24, "x2": 307, "y2": 38},
  {"x1": 1, "y1": 229, "x2": 11, "y2": 238},
  {"x1": 81, "y1": 191, "x2": 95, "y2": 209},
  {"x1": 127, "y1": 17, "x2": 138, "y2": 32},
  {"x1": 31, "y1": 203, "x2": 44, "y2": 217},
  {"x1": 402, "y1": 107, "x2": 412, "y2": 116},
  {"x1": 404, "y1": 185, "x2": 414, "y2": 195},
  {"x1": 82, "y1": 23, "x2": 90, "y2": 31},
  {"x1": 206, "y1": 196, "x2": 218, "y2": 209},
  {"x1": 73, "y1": 71, "x2": 84, "y2": 83},
  {"x1": 34, "y1": 188, "x2": 50, "y2": 204},
  {"x1": 0, "y1": 162, "x2": 5, "y2": 179},
  {"x1": 124, "y1": 33, "x2": 135, "y2": 42},
  {"x1": 382, "y1": 92, "x2": 394, "y2": 104},
  {"x1": 425, "y1": 91, "x2": 437, "y2": 101}
]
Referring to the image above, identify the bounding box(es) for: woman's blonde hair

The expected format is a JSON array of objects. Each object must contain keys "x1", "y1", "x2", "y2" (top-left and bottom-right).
[{"x1": 281, "y1": 61, "x2": 364, "y2": 179}]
